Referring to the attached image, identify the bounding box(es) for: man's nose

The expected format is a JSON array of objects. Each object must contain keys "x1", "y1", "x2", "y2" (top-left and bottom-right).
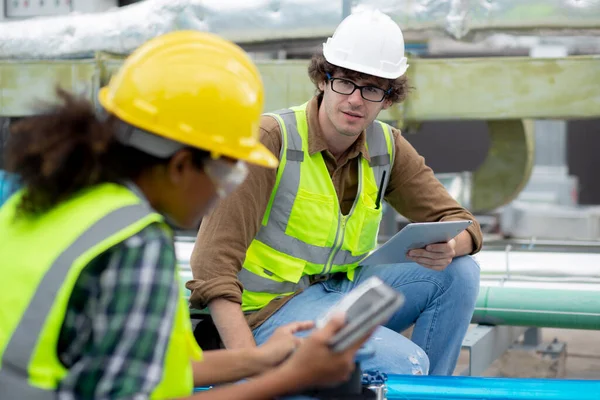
[{"x1": 347, "y1": 88, "x2": 364, "y2": 106}]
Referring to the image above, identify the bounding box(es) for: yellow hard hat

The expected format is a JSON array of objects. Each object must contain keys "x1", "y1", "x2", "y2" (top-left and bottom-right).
[{"x1": 98, "y1": 30, "x2": 278, "y2": 168}]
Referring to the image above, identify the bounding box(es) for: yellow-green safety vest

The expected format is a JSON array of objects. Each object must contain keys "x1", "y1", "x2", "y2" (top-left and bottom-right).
[
  {"x1": 240, "y1": 102, "x2": 395, "y2": 311},
  {"x1": 0, "y1": 183, "x2": 202, "y2": 400}
]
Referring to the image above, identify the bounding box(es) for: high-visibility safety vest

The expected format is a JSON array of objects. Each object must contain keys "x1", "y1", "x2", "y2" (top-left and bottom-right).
[
  {"x1": 0, "y1": 183, "x2": 202, "y2": 400},
  {"x1": 239, "y1": 102, "x2": 395, "y2": 311}
]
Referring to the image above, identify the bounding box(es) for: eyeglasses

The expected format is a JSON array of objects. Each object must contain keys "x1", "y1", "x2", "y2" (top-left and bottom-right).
[
  {"x1": 326, "y1": 73, "x2": 391, "y2": 103},
  {"x1": 204, "y1": 158, "x2": 248, "y2": 198}
]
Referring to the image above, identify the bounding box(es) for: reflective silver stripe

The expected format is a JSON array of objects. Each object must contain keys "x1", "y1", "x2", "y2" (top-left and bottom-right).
[
  {"x1": 256, "y1": 109, "x2": 366, "y2": 266},
  {"x1": 239, "y1": 268, "x2": 311, "y2": 294},
  {"x1": 259, "y1": 109, "x2": 302, "y2": 235},
  {"x1": 0, "y1": 203, "x2": 153, "y2": 395},
  {"x1": 320, "y1": 123, "x2": 393, "y2": 274},
  {"x1": 247, "y1": 112, "x2": 393, "y2": 291},
  {"x1": 0, "y1": 370, "x2": 54, "y2": 400},
  {"x1": 365, "y1": 122, "x2": 393, "y2": 197},
  {"x1": 258, "y1": 228, "x2": 365, "y2": 265},
  {"x1": 369, "y1": 154, "x2": 390, "y2": 167},
  {"x1": 287, "y1": 149, "x2": 304, "y2": 162}
]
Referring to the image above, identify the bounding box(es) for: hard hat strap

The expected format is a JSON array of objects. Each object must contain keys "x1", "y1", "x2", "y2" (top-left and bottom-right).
[{"x1": 113, "y1": 119, "x2": 185, "y2": 158}]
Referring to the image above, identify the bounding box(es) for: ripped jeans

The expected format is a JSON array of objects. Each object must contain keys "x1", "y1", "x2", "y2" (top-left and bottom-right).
[{"x1": 252, "y1": 256, "x2": 480, "y2": 376}]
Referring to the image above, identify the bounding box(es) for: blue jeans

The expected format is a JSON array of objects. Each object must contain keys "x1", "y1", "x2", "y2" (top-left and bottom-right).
[{"x1": 253, "y1": 256, "x2": 480, "y2": 376}]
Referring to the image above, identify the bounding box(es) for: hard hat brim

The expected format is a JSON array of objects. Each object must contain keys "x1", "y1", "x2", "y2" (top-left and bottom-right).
[
  {"x1": 233, "y1": 142, "x2": 280, "y2": 169},
  {"x1": 323, "y1": 48, "x2": 408, "y2": 79},
  {"x1": 98, "y1": 87, "x2": 279, "y2": 169}
]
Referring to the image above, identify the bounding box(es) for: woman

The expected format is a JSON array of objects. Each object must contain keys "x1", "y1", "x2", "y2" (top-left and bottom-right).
[{"x1": 0, "y1": 30, "x2": 371, "y2": 400}]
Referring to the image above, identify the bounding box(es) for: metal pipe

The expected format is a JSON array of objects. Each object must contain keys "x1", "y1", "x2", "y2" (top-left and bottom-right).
[
  {"x1": 488, "y1": 275, "x2": 600, "y2": 284},
  {"x1": 179, "y1": 268, "x2": 600, "y2": 329},
  {"x1": 177, "y1": 239, "x2": 600, "y2": 330},
  {"x1": 473, "y1": 286, "x2": 600, "y2": 330},
  {"x1": 385, "y1": 375, "x2": 600, "y2": 400},
  {"x1": 483, "y1": 238, "x2": 600, "y2": 253},
  {"x1": 193, "y1": 376, "x2": 600, "y2": 399},
  {"x1": 476, "y1": 250, "x2": 600, "y2": 278},
  {"x1": 480, "y1": 280, "x2": 600, "y2": 291}
]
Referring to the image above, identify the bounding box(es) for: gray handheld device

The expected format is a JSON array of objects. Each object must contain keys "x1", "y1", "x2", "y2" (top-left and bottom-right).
[{"x1": 315, "y1": 276, "x2": 404, "y2": 353}]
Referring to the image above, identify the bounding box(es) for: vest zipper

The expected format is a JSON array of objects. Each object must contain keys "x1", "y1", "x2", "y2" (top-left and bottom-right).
[
  {"x1": 321, "y1": 157, "x2": 361, "y2": 276},
  {"x1": 322, "y1": 214, "x2": 348, "y2": 275}
]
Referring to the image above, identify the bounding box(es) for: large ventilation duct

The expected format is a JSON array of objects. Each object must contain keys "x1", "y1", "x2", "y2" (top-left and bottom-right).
[{"x1": 1, "y1": 0, "x2": 600, "y2": 59}]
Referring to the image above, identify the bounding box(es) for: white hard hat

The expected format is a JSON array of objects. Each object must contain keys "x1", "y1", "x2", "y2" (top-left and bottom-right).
[{"x1": 322, "y1": 9, "x2": 409, "y2": 79}]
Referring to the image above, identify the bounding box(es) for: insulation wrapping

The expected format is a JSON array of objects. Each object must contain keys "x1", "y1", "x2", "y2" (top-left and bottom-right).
[{"x1": 1, "y1": 0, "x2": 599, "y2": 59}]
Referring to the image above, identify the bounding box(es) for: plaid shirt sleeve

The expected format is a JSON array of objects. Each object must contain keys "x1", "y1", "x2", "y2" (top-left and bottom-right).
[{"x1": 56, "y1": 222, "x2": 180, "y2": 400}]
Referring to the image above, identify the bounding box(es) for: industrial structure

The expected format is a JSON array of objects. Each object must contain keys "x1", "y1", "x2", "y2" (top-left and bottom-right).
[{"x1": 2, "y1": 0, "x2": 600, "y2": 398}]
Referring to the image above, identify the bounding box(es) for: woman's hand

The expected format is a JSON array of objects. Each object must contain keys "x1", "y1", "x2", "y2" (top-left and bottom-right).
[
  {"x1": 281, "y1": 313, "x2": 374, "y2": 389},
  {"x1": 255, "y1": 320, "x2": 315, "y2": 370}
]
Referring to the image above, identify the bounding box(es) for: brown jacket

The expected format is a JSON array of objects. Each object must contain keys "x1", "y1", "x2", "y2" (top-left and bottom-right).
[{"x1": 187, "y1": 96, "x2": 483, "y2": 330}]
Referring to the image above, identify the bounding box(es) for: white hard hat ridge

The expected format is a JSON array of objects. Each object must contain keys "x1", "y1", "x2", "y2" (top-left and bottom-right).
[{"x1": 322, "y1": 8, "x2": 409, "y2": 79}]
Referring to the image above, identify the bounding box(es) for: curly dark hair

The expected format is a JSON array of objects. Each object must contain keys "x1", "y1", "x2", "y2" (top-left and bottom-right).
[
  {"x1": 307, "y1": 54, "x2": 412, "y2": 104},
  {"x1": 5, "y1": 88, "x2": 209, "y2": 215}
]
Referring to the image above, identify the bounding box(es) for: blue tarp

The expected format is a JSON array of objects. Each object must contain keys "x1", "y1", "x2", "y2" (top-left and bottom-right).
[{"x1": 0, "y1": 170, "x2": 20, "y2": 206}]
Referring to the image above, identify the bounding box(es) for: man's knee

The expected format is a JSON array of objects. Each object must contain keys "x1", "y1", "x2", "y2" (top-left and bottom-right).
[
  {"x1": 447, "y1": 255, "x2": 480, "y2": 303},
  {"x1": 406, "y1": 346, "x2": 430, "y2": 375},
  {"x1": 377, "y1": 342, "x2": 430, "y2": 376},
  {"x1": 449, "y1": 255, "x2": 480, "y2": 281},
  {"x1": 363, "y1": 329, "x2": 431, "y2": 375}
]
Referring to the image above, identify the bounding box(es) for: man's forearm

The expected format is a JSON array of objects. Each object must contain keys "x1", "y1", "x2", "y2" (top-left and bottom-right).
[
  {"x1": 454, "y1": 230, "x2": 475, "y2": 257},
  {"x1": 208, "y1": 298, "x2": 256, "y2": 349}
]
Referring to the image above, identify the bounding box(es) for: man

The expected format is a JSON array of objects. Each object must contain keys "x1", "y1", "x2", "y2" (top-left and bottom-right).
[{"x1": 188, "y1": 9, "x2": 482, "y2": 376}]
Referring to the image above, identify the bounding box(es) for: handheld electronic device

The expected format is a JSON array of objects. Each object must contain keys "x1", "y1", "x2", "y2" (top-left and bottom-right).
[
  {"x1": 360, "y1": 220, "x2": 473, "y2": 266},
  {"x1": 315, "y1": 276, "x2": 404, "y2": 353}
]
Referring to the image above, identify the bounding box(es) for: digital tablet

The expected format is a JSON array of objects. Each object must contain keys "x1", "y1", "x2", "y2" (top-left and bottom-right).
[
  {"x1": 315, "y1": 276, "x2": 404, "y2": 353},
  {"x1": 359, "y1": 220, "x2": 473, "y2": 266}
]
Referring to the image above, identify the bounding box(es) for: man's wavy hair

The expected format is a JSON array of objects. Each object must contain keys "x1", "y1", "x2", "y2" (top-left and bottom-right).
[{"x1": 307, "y1": 54, "x2": 412, "y2": 104}]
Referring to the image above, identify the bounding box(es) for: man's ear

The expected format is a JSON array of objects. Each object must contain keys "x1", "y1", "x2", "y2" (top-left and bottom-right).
[
  {"x1": 381, "y1": 98, "x2": 393, "y2": 110},
  {"x1": 318, "y1": 79, "x2": 326, "y2": 92}
]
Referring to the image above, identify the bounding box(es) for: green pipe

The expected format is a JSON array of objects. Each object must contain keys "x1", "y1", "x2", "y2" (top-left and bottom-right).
[
  {"x1": 179, "y1": 269, "x2": 600, "y2": 329},
  {"x1": 473, "y1": 286, "x2": 600, "y2": 330}
]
